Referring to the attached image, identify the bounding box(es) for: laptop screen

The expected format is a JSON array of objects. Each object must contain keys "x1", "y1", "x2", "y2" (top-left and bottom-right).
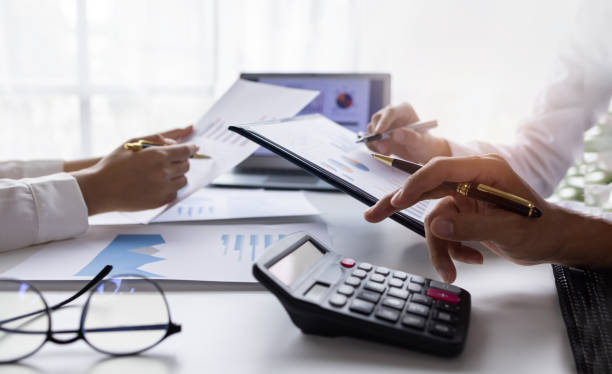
[{"x1": 240, "y1": 73, "x2": 390, "y2": 156}]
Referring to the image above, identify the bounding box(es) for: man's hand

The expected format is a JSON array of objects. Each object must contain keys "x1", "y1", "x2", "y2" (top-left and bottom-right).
[
  {"x1": 366, "y1": 103, "x2": 451, "y2": 164},
  {"x1": 364, "y1": 154, "x2": 612, "y2": 283},
  {"x1": 71, "y1": 125, "x2": 199, "y2": 215}
]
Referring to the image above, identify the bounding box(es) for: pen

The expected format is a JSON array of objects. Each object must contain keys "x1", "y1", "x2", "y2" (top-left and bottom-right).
[
  {"x1": 356, "y1": 120, "x2": 438, "y2": 143},
  {"x1": 371, "y1": 153, "x2": 542, "y2": 218},
  {"x1": 124, "y1": 139, "x2": 211, "y2": 159}
]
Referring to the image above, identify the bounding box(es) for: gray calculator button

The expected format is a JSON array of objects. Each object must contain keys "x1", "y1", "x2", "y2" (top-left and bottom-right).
[
  {"x1": 370, "y1": 274, "x2": 386, "y2": 283},
  {"x1": 357, "y1": 290, "x2": 381, "y2": 304},
  {"x1": 352, "y1": 269, "x2": 367, "y2": 279},
  {"x1": 392, "y1": 271, "x2": 408, "y2": 280},
  {"x1": 349, "y1": 298, "x2": 375, "y2": 315},
  {"x1": 375, "y1": 266, "x2": 390, "y2": 276},
  {"x1": 345, "y1": 276, "x2": 361, "y2": 287},
  {"x1": 382, "y1": 297, "x2": 405, "y2": 310},
  {"x1": 358, "y1": 262, "x2": 373, "y2": 271},
  {"x1": 406, "y1": 302, "x2": 430, "y2": 317},
  {"x1": 389, "y1": 278, "x2": 404, "y2": 288},
  {"x1": 337, "y1": 285, "x2": 355, "y2": 296},
  {"x1": 329, "y1": 294, "x2": 347, "y2": 307},
  {"x1": 429, "y1": 280, "x2": 461, "y2": 295},
  {"x1": 402, "y1": 314, "x2": 425, "y2": 329},
  {"x1": 364, "y1": 281, "x2": 386, "y2": 294},
  {"x1": 430, "y1": 323, "x2": 455, "y2": 338},
  {"x1": 387, "y1": 287, "x2": 409, "y2": 300},
  {"x1": 436, "y1": 311, "x2": 454, "y2": 323},
  {"x1": 375, "y1": 307, "x2": 400, "y2": 323},
  {"x1": 408, "y1": 283, "x2": 423, "y2": 293},
  {"x1": 411, "y1": 293, "x2": 432, "y2": 306},
  {"x1": 410, "y1": 275, "x2": 425, "y2": 285}
]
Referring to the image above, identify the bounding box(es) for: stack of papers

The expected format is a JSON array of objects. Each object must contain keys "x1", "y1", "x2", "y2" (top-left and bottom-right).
[{"x1": 90, "y1": 188, "x2": 320, "y2": 225}]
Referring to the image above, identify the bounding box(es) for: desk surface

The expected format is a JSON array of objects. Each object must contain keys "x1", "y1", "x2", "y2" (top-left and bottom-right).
[{"x1": 0, "y1": 191, "x2": 575, "y2": 374}]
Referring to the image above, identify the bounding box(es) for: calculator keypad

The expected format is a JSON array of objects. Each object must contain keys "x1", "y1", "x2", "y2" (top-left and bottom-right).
[{"x1": 328, "y1": 262, "x2": 464, "y2": 340}]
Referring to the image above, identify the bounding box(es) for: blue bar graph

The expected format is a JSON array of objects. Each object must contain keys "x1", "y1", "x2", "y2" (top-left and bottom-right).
[
  {"x1": 221, "y1": 233, "x2": 286, "y2": 263},
  {"x1": 234, "y1": 235, "x2": 244, "y2": 261}
]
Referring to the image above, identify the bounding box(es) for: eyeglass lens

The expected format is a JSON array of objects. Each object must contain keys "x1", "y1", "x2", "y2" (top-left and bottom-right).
[
  {"x1": 0, "y1": 281, "x2": 49, "y2": 363},
  {"x1": 82, "y1": 276, "x2": 171, "y2": 355}
]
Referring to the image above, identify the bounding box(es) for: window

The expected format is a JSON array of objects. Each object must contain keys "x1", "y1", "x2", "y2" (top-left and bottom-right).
[{"x1": 1, "y1": 0, "x2": 580, "y2": 161}]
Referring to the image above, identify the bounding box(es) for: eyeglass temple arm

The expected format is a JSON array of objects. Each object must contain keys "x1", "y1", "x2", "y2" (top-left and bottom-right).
[
  {"x1": 0, "y1": 265, "x2": 113, "y2": 327},
  {"x1": 49, "y1": 265, "x2": 113, "y2": 311}
]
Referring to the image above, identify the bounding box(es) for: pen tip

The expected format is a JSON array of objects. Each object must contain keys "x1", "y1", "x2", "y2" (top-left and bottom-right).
[
  {"x1": 371, "y1": 153, "x2": 394, "y2": 166},
  {"x1": 531, "y1": 207, "x2": 542, "y2": 218}
]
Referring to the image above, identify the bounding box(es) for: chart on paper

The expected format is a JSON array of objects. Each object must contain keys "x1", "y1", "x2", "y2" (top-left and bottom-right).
[{"x1": 0, "y1": 223, "x2": 330, "y2": 283}]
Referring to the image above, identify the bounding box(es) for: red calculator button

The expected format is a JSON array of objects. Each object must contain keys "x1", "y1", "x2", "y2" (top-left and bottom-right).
[
  {"x1": 340, "y1": 258, "x2": 356, "y2": 268},
  {"x1": 426, "y1": 288, "x2": 459, "y2": 304}
]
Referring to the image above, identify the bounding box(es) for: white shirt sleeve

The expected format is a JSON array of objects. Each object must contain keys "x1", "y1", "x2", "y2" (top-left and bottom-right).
[
  {"x1": 0, "y1": 159, "x2": 64, "y2": 179},
  {"x1": 448, "y1": 0, "x2": 612, "y2": 197},
  {"x1": 0, "y1": 168, "x2": 89, "y2": 252}
]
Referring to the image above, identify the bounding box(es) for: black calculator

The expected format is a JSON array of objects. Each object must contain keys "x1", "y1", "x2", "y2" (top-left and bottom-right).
[{"x1": 253, "y1": 232, "x2": 471, "y2": 356}]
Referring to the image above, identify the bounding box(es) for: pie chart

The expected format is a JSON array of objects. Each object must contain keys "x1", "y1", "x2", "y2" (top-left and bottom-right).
[{"x1": 336, "y1": 93, "x2": 353, "y2": 109}]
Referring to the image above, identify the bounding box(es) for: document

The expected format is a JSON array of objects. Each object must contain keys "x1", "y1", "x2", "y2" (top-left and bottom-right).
[
  {"x1": 122, "y1": 79, "x2": 319, "y2": 224},
  {"x1": 89, "y1": 188, "x2": 320, "y2": 225},
  {"x1": 0, "y1": 222, "x2": 330, "y2": 283},
  {"x1": 238, "y1": 114, "x2": 437, "y2": 222}
]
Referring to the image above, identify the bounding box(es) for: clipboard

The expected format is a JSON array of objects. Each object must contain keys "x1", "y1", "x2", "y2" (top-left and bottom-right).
[{"x1": 229, "y1": 114, "x2": 429, "y2": 236}]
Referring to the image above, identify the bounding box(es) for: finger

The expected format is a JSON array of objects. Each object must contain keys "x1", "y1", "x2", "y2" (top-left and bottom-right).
[
  {"x1": 161, "y1": 125, "x2": 194, "y2": 140},
  {"x1": 374, "y1": 108, "x2": 395, "y2": 133},
  {"x1": 364, "y1": 185, "x2": 453, "y2": 223},
  {"x1": 390, "y1": 155, "x2": 512, "y2": 209},
  {"x1": 163, "y1": 144, "x2": 199, "y2": 162},
  {"x1": 168, "y1": 160, "x2": 190, "y2": 178},
  {"x1": 425, "y1": 214, "x2": 456, "y2": 283},
  {"x1": 169, "y1": 175, "x2": 188, "y2": 192},
  {"x1": 429, "y1": 211, "x2": 522, "y2": 243},
  {"x1": 448, "y1": 243, "x2": 484, "y2": 265}
]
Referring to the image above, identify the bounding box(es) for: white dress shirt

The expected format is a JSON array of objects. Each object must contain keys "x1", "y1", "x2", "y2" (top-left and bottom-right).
[
  {"x1": 0, "y1": 160, "x2": 88, "y2": 252},
  {"x1": 449, "y1": 0, "x2": 612, "y2": 197}
]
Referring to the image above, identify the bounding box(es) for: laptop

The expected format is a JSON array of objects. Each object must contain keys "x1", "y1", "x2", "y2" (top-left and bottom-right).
[{"x1": 212, "y1": 73, "x2": 391, "y2": 190}]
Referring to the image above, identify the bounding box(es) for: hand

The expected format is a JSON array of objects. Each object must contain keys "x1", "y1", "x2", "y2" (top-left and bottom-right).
[
  {"x1": 72, "y1": 125, "x2": 199, "y2": 215},
  {"x1": 366, "y1": 103, "x2": 451, "y2": 164},
  {"x1": 364, "y1": 154, "x2": 612, "y2": 283}
]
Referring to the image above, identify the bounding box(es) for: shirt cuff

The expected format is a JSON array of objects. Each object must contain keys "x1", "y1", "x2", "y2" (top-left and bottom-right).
[{"x1": 25, "y1": 173, "x2": 89, "y2": 244}]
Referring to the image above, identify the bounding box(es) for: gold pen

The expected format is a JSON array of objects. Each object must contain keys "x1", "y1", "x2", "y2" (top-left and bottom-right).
[
  {"x1": 124, "y1": 139, "x2": 210, "y2": 159},
  {"x1": 372, "y1": 153, "x2": 542, "y2": 218}
]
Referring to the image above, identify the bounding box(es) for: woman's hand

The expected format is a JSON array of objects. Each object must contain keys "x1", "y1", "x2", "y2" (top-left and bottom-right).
[
  {"x1": 72, "y1": 125, "x2": 199, "y2": 215},
  {"x1": 366, "y1": 103, "x2": 451, "y2": 164},
  {"x1": 364, "y1": 154, "x2": 612, "y2": 283}
]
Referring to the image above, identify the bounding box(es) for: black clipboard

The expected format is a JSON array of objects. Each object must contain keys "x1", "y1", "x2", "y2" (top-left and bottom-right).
[{"x1": 229, "y1": 115, "x2": 425, "y2": 236}]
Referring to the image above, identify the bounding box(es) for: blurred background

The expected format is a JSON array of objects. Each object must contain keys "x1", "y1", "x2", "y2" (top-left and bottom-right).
[{"x1": 0, "y1": 0, "x2": 580, "y2": 160}]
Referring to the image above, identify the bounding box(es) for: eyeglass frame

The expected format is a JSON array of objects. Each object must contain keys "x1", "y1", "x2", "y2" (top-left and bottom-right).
[{"x1": 0, "y1": 265, "x2": 181, "y2": 363}]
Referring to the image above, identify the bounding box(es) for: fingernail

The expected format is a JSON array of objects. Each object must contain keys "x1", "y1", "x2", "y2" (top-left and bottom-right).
[
  {"x1": 391, "y1": 189, "x2": 403, "y2": 205},
  {"x1": 431, "y1": 219, "x2": 454, "y2": 238},
  {"x1": 436, "y1": 266, "x2": 452, "y2": 283}
]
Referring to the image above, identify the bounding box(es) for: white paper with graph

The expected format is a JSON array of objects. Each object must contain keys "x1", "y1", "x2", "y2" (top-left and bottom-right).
[
  {"x1": 244, "y1": 114, "x2": 437, "y2": 223},
  {"x1": 121, "y1": 79, "x2": 319, "y2": 224},
  {"x1": 0, "y1": 223, "x2": 329, "y2": 283}
]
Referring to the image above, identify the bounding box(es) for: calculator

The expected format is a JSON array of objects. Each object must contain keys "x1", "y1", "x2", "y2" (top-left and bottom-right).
[{"x1": 253, "y1": 232, "x2": 471, "y2": 356}]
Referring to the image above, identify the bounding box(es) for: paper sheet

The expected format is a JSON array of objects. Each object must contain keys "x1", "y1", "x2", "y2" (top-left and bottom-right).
[
  {"x1": 122, "y1": 80, "x2": 319, "y2": 224},
  {"x1": 89, "y1": 188, "x2": 320, "y2": 225},
  {"x1": 245, "y1": 114, "x2": 437, "y2": 222},
  {"x1": 0, "y1": 222, "x2": 330, "y2": 283}
]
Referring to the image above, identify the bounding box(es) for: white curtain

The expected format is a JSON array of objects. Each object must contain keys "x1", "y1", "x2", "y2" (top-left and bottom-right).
[{"x1": 0, "y1": 0, "x2": 580, "y2": 160}]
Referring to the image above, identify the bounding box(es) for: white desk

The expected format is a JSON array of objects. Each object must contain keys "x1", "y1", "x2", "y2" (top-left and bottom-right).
[{"x1": 0, "y1": 192, "x2": 575, "y2": 374}]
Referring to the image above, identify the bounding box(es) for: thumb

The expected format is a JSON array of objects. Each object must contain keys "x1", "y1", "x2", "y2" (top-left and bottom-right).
[{"x1": 429, "y1": 212, "x2": 518, "y2": 243}]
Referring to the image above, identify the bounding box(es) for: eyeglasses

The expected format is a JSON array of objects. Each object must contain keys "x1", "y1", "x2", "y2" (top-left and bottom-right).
[{"x1": 0, "y1": 265, "x2": 181, "y2": 363}]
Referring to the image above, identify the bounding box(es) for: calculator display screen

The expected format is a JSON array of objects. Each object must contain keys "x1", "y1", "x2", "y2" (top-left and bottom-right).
[{"x1": 269, "y1": 241, "x2": 324, "y2": 286}]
